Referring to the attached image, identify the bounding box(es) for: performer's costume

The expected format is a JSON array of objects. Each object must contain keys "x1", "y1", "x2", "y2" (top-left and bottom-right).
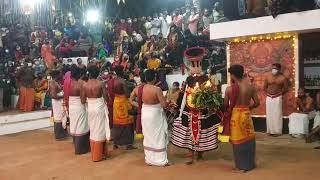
[
  {"x1": 171, "y1": 47, "x2": 221, "y2": 153},
  {"x1": 171, "y1": 75, "x2": 221, "y2": 151}
]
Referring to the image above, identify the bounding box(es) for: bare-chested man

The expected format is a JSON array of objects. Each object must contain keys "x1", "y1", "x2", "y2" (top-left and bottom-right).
[
  {"x1": 129, "y1": 72, "x2": 146, "y2": 137},
  {"x1": 130, "y1": 69, "x2": 169, "y2": 166},
  {"x1": 111, "y1": 66, "x2": 136, "y2": 150},
  {"x1": 81, "y1": 65, "x2": 110, "y2": 162},
  {"x1": 49, "y1": 70, "x2": 68, "y2": 140},
  {"x1": 69, "y1": 66, "x2": 90, "y2": 154},
  {"x1": 225, "y1": 64, "x2": 260, "y2": 172},
  {"x1": 307, "y1": 91, "x2": 320, "y2": 149},
  {"x1": 289, "y1": 88, "x2": 315, "y2": 138},
  {"x1": 264, "y1": 63, "x2": 288, "y2": 136}
]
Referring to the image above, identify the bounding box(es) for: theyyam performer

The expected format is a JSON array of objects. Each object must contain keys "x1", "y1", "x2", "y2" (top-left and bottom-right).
[{"x1": 171, "y1": 47, "x2": 222, "y2": 165}]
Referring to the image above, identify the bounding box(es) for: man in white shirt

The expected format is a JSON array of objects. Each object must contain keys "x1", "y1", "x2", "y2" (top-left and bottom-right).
[
  {"x1": 159, "y1": 11, "x2": 170, "y2": 38},
  {"x1": 145, "y1": 16, "x2": 152, "y2": 38},
  {"x1": 151, "y1": 14, "x2": 161, "y2": 37}
]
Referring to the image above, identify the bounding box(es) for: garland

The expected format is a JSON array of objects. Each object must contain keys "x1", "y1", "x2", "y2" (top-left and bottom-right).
[{"x1": 191, "y1": 81, "x2": 223, "y2": 110}]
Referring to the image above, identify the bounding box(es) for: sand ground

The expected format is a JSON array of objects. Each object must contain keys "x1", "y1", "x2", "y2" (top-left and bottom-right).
[{"x1": 0, "y1": 128, "x2": 319, "y2": 180}]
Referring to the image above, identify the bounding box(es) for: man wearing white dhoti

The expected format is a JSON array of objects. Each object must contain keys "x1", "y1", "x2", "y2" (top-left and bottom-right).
[
  {"x1": 130, "y1": 69, "x2": 169, "y2": 166},
  {"x1": 289, "y1": 88, "x2": 315, "y2": 138},
  {"x1": 49, "y1": 70, "x2": 68, "y2": 140},
  {"x1": 81, "y1": 65, "x2": 110, "y2": 162},
  {"x1": 264, "y1": 63, "x2": 288, "y2": 136},
  {"x1": 69, "y1": 66, "x2": 90, "y2": 154}
]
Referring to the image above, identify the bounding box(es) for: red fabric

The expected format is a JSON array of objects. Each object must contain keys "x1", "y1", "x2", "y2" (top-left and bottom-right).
[
  {"x1": 112, "y1": 60, "x2": 120, "y2": 69},
  {"x1": 18, "y1": 86, "x2": 35, "y2": 112},
  {"x1": 136, "y1": 84, "x2": 144, "y2": 134},
  {"x1": 107, "y1": 78, "x2": 115, "y2": 128},
  {"x1": 15, "y1": 51, "x2": 23, "y2": 62},
  {"x1": 190, "y1": 111, "x2": 201, "y2": 144},
  {"x1": 63, "y1": 72, "x2": 71, "y2": 110},
  {"x1": 115, "y1": 22, "x2": 128, "y2": 37},
  {"x1": 222, "y1": 83, "x2": 240, "y2": 137}
]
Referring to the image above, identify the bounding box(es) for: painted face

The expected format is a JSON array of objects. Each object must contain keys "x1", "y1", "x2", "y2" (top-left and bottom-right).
[{"x1": 190, "y1": 66, "x2": 202, "y2": 75}]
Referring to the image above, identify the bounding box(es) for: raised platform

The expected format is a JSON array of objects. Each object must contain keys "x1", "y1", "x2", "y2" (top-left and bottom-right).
[
  {"x1": 210, "y1": 9, "x2": 320, "y2": 41},
  {"x1": 0, "y1": 110, "x2": 52, "y2": 135}
]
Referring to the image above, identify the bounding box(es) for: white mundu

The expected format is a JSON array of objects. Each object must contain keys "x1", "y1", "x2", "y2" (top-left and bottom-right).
[
  {"x1": 87, "y1": 97, "x2": 110, "y2": 142},
  {"x1": 289, "y1": 112, "x2": 316, "y2": 135},
  {"x1": 266, "y1": 95, "x2": 283, "y2": 135},
  {"x1": 141, "y1": 103, "x2": 168, "y2": 166},
  {"x1": 69, "y1": 96, "x2": 89, "y2": 136},
  {"x1": 52, "y1": 99, "x2": 67, "y2": 125}
]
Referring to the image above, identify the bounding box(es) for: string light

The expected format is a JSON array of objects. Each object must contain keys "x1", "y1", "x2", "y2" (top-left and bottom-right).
[{"x1": 230, "y1": 33, "x2": 296, "y2": 44}]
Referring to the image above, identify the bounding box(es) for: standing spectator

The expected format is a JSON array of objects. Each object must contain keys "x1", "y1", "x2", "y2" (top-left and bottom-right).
[
  {"x1": 145, "y1": 16, "x2": 153, "y2": 38},
  {"x1": 188, "y1": 7, "x2": 200, "y2": 35},
  {"x1": 172, "y1": 10, "x2": 183, "y2": 30},
  {"x1": 167, "y1": 25, "x2": 184, "y2": 68},
  {"x1": 182, "y1": 7, "x2": 191, "y2": 33},
  {"x1": 238, "y1": 0, "x2": 247, "y2": 17},
  {"x1": 159, "y1": 12, "x2": 169, "y2": 38},
  {"x1": 151, "y1": 14, "x2": 161, "y2": 37},
  {"x1": 41, "y1": 39, "x2": 56, "y2": 70},
  {"x1": 202, "y1": 8, "x2": 214, "y2": 32},
  {"x1": 127, "y1": 18, "x2": 133, "y2": 35},
  {"x1": 132, "y1": 18, "x2": 140, "y2": 33},
  {"x1": 138, "y1": 17, "x2": 148, "y2": 38},
  {"x1": 14, "y1": 45, "x2": 24, "y2": 62},
  {"x1": 116, "y1": 19, "x2": 128, "y2": 38},
  {"x1": 16, "y1": 63, "x2": 35, "y2": 112},
  {"x1": 246, "y1": 0, "x2": 267, "y2": 17}
]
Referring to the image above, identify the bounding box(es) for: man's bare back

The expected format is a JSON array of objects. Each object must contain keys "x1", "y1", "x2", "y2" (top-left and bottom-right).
[
  {"x1": 81, "y1": 80, "x2": 104, "y2": 105},
  {"x1": 264, "y1": 73, "x2": 288, "y2": 95},
  {"x1": 225, "y1": 80, "x2": 260, "y2": 110},
  {"x1": 69, "y1": 79, "x2": 82, "y2": 97},
  {"x1": 142, "y1": 84, "x2": 167, "y2": 107},
  {"x1": 236, "y1": 80, "x2": 260, "y2": 107}
]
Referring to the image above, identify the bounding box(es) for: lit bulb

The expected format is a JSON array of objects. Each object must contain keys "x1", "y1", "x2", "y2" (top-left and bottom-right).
[
  {"x1": 205, "y1": 81, "x2": 211, "y2": 87},
  {"x1": 195, "y1": 82, "x2": 199, "y2": 90}
]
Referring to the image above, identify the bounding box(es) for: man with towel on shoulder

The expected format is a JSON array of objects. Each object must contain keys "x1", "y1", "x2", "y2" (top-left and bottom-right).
[
  {"x1": 225, "y1": 64, "x2": 260, "y2": 172},
  {"x1": 69, "y1": 65, "x2": 90, "y2": 154},
  {"x1": 130, "y1": 69, "x2": 169, "y2": 166},
  {"x1": 49, "y1": 70, "x2": 68, "y2": 140},
  {"x1": 81, "y1": 65, "x2": 110, "y2": 162}
]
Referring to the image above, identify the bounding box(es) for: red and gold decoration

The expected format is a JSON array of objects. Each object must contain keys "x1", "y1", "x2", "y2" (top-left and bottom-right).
[{"x1": 228, "y1": 33, "x2": 297, "y2": 116}]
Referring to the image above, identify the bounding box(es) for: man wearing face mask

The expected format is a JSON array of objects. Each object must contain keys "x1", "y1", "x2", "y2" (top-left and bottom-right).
[{"x1": 264, "y1": 63, "x2": 288, "y2": 136}]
